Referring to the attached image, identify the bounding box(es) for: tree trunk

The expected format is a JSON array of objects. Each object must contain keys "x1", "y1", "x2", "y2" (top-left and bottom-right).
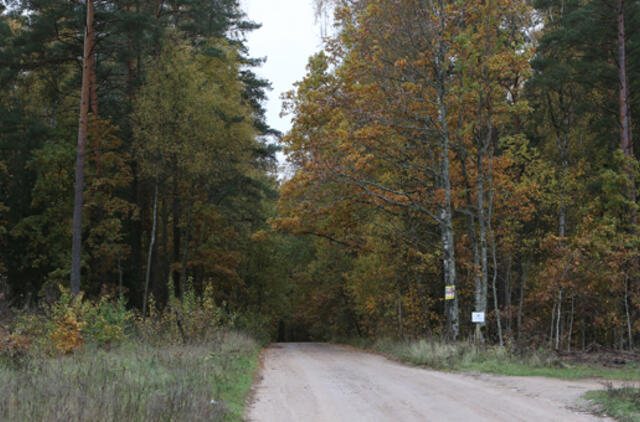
[
  {"x1": 143, "y1": 182, "x2": 158, "y2": 318},
  {"x1": 117, "y1": 253, "x2": 123, "y2": 298},
  {"x1": 441, "y1": 211, "x2": 458, "y2": 341},
  {"x1": 505, "y1": 256, "x2": 512, "y2": 336},
  {"x1": 172, "y1": 171, "x2": 181, "y2": 296},
  {"x1": 477, "y1": 144, "x2": 489, "y2": 341},
  {"x1": 471, "y1": 218, "x2": 484, "y2": 344},
  {"x1": 161, "y1": 195, "x2": 169, "y2": 301},
  {"x1": 433, "y1": 2, "x2": 459, "y2": 342},
  {"x1": 517, "y1": 261, "x2": 528, "y2": 345},
  {"x1": 550, "y1": 292, "x2": 557, "y2": 348},
  {"x1": 397, "y1": 295, "x2": 403, "y2": 338},
  {"x1": 70, "y1": 0, "x2": 94, "y2": 295},
  {"x1": 555, "y1": 289, "x2": 563, "y2": 350},
  {"x1": 457, "y1": 125, "x2": 482, "y2": 344},
  {"x1": 88, "y1": 21, "x2": 98, "y2": 117},
  {"x1": 126, "y1": 2, "x2": 136, "y2": 105},
  {"x1": 617, "y1": 0, "x2": 636, "y2": 351},
  {"x1": 434, "y1": 22, "x2": 459, "y2": 340},
  {"x1": 88, "y1": 6, "x2": 99, "y2": 173},
  {"x1": 625, "y1": 277, "x2": 633, "y2": 350},
  {"x1": 558, "y1": 115, "x2": 568, "y2": 239},
  {"x1": 567, "y1": 295, "x2": 574, "y2": 352},
  {"x1": 483, "y1": 105, "x2": 503, "y2": 347},
  {"x1": 618, "y1": 0, "x2": 633, "y2": 158},
  {"x1": 438, "y1": 98, "x2": 459, "y2": 341},
  {"x1": 490, "y1": 233, "x2": 503, "y2": 347},
  {"x1": 179, "y1": 210, "x2": 191, "y2": 299},
  {"x1": 487, "y1": 169, "x2": 503, "y2": 347}
]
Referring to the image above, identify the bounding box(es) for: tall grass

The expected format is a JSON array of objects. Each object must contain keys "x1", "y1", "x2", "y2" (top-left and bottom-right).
[{"x1": 0, "y1": 331, "x2": 259, "y2": 421}]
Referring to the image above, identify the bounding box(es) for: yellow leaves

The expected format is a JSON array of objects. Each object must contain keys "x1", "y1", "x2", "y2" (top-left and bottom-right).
[
  {"x1": 394, "y1": 58, "x2": 408, "y2": 70},
  {"x1": 348, "y1": 152, "x2": 374, "y2": 171},
  {"x1": 272, "y1": 216, "x2": 303, "y2": 234},
  {"x1": 251, "y1": 230, "x2": 269, "y2": 242},
  {"x1": 50, "y1": 311, "x2": 85, "y2": 355},
  {"x1": 7, "y1": 18, "x2": 22, "y2": 34},
  {"x1": 134, "y1": 36, "x2": 254, "y2": 182}
]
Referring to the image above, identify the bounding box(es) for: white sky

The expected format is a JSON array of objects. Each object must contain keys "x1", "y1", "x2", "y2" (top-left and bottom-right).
[{"x1": 240, "y1": 0, "x2": 324, "y2": 136}]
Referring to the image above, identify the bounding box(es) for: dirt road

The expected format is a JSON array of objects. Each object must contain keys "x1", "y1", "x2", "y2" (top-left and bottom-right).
[{"x1": 247, "y1": 343, "x2": 616, "y2": 422}]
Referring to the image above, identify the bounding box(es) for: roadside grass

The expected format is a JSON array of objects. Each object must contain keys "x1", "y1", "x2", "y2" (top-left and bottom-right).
[
  {"x1": 356, "y1": 338, "x2": 640, "y2": 381},
  {"x1": 0, "y1": 331, "x2": 260, "y2": 422},
  {"x1": 585, "y1": 387, "x2": 640, "y2": 422}
]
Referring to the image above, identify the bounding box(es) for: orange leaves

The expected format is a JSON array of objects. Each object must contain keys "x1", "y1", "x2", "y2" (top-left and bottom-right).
[
  {"x1": 394, "y1": 58, "x2": 408, "y2": 70},
  {"x1": 50, "y1": 311, "x2": 85, "y2": 355},
  {"x1": 0, "y1": 329, "x2": 32, "y2": 360}
]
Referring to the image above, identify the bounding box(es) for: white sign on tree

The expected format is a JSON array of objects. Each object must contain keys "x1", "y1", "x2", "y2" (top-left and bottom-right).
[{"x1": 472, "y1": 312, "x2": 485, "y2": 324}]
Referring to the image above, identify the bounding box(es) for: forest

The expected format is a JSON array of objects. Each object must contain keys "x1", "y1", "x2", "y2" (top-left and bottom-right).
[
  {"x1": 278, "y1": 0, "x2": 640, "y2": 349},
  {"x1": 1, "y1": 0, "x2": 640, "y2": 356}
]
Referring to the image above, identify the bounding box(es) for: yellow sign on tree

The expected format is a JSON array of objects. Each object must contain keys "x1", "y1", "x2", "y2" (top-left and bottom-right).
[{"x1": 445, "y1": 286, "x2": 455, "y2": 301}]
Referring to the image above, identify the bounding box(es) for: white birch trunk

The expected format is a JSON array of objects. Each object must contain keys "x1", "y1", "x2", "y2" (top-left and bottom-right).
[{"x1": 143, "y1": 182, "x2": 159, "y2": 318}]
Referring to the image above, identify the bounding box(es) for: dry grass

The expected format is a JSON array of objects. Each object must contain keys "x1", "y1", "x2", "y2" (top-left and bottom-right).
[{"x1": 0, "y1": 331, "x2": 259, "y2": 422}]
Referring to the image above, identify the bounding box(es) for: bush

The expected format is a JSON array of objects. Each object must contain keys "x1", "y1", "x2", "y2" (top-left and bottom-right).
[
  {"x1": 136, "y1": 279, "x2": 231, "y2": 345},
  {"x1": 0, "y1": 328, "x2": 31, "y2": 363},
  {"x1": 1, "y1": 282, "x2": 264, "y2": 421},
  {"x1": 82, "y1": 294, "x2": 132, "y2": 346},
  {"x1": 1, "y1": 286, "x2": 134, "y2": 360},
  {"x1": 3, "y1": 280, "x2": 260, "y2": 361}
]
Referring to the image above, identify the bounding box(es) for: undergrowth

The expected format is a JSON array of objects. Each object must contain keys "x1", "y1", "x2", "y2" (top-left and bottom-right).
[{"x1": 0, "y1": 282, "x2": 263, "y2": 421}]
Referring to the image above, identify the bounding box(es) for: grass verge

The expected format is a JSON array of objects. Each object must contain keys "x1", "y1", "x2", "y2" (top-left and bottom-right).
[
  {"x1": 585, "y1": 387, "x2": 640, "y2": 422},
  {"x1": 350, "y1": 338, "x2": 640, "y2": 421},
  {"x1": 0, "y1": 331, "x2": 260, "y2": 422},
  {"x1": 352, "y1": 338, "x2": 640, "y2": 381}
]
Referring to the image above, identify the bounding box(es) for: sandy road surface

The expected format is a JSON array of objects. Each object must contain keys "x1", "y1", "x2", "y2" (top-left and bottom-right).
[{"x1": 247, "y1": 343, "x2": 619, "y2": 422}]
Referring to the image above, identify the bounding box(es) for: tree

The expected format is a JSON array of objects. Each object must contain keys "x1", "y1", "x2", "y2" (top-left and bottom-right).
[
  {"x1": 1, "y1": 0, "x2": 277, "y2": 309},
  {"x1": 133, "y1": 36, "x2": 270, "y2": 309},
  {"x1": 529, "y1": 0, "x2": 640, "y2": 350},
  {"x1": 70, "y1": 0, "x2": 96, "y2": 295},
  {"x1": 279, "y1": 0, "x2": 532, "y2": 341}
]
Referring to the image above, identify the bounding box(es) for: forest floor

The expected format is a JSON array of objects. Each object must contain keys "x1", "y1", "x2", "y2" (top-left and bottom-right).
[{"x1": 247, "y1": 343, "x2": 622, "y2": 422}]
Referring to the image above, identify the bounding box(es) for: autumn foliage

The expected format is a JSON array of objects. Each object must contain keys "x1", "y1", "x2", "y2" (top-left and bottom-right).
[{"x1": 276, "y1": 0, "x2": 640, "y2": 348}]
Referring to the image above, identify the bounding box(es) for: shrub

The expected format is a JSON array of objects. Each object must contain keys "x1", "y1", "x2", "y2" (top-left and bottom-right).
[
  {"x1": 137, "y1": 279, "x2": 230, "y2": 345},
  {"x1": 82, "y1": 295, "x2": 132, "y2": 346},
  {"x1": 1, "y1": 287, "x2": 134, "y2": 359},
  {"x1": 44, "y1": 287, "x2": 134, "y2": 354},
  {"x1": 0, "y1": 328, "x2": 31, "y2": 363},
  {"x1": 49, "y1": 309, "x2": 85, "y2": 355}
]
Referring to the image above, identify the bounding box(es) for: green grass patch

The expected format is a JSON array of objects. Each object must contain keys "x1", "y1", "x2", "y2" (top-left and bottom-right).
[
  {"x1": 357, "y1": 338, "x2": 640, "y2": 381},
  {"x1": 585, "y1": 387, "x2": 640, "y2": 421},
  {"x1": 0, "y1": 331, "x2": 260, "y2": 421},
  {"x1": 461, "y1": 359, "x2": 640, "y2": 380}
]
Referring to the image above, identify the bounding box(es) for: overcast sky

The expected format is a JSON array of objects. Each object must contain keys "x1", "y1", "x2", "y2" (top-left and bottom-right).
[{"x1": 240, "y1": 0, "x2": 324, "y2": 136}]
